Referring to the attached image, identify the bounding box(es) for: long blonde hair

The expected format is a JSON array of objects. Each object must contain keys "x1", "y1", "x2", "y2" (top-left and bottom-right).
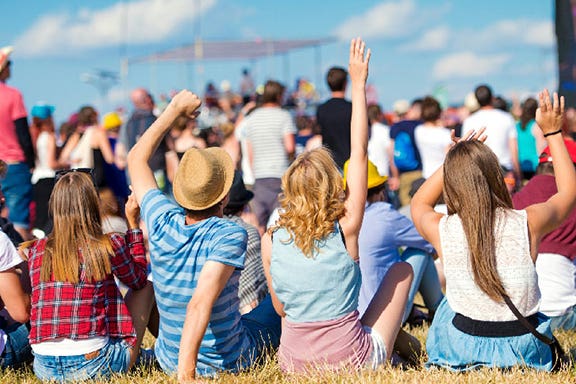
[
  {"x1": 274, "y1": 148, "x2": 345, "y2": 257},
  {"x1": 42, "y1": 172, "x2": 113, "y2": 283},
  {"x1": 443, "y1": 141, "x2": 512, "y2": 302}
]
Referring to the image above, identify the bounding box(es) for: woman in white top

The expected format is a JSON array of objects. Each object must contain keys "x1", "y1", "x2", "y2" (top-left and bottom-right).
[
  {"x1": 411, "y1": 90, "x2": 576, "y2": 371},
  {"x1": 30, "y1": 105, "x2": 63, "y2": 237},
  {"x1": 414, "y1": 96, "x2": 452, "y2": 179}
]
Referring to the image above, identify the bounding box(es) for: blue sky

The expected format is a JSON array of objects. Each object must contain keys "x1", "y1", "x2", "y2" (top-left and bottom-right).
[{"x1": 3, "y1": 0, "x2": 556, "y2": 125}]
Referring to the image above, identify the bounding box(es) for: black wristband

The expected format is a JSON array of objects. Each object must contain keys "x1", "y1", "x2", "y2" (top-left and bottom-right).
[{"x1": 543, "y1": 129, "x2": 562, "y2": 137}]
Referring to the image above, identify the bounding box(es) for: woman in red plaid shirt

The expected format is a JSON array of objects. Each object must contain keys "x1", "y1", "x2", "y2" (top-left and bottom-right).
[{"x1": 21, "y1": 170, "x2": 151, "y2": 382}]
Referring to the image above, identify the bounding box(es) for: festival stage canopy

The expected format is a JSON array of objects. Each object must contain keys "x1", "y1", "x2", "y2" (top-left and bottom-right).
[{"x1": 129, "y1": 38, "x2": 334, "y2": 64}]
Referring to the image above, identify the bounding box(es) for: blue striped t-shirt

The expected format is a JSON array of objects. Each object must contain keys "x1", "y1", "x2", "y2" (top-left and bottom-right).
[{"x1": 141, "y1": 189, "x2": 251, "y2": 376}]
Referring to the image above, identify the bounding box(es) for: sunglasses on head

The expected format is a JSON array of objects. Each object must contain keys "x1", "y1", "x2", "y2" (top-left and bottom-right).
[{"x1": 55, "y1": 168, "x2": 97, "y2": 187}]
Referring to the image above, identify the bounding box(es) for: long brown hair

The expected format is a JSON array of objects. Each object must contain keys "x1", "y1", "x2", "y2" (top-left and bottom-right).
[
  {"x1": 443, "y1": 141, "x2": 512, "y2": 302},
  {"x1": 274, "y1": 148, "x2": 345, "y2": 257},
  {"x1": 42, "y1": 172, "x2": 113, "y2": 283}
]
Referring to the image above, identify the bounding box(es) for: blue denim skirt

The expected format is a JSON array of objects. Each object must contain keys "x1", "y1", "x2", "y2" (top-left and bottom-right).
[
  {"x1": 33, "y1": 338, "x2": 131, "y2": 382},
  {"x1": 426, "y1": 298, "x2": 554, "y2": 371}
]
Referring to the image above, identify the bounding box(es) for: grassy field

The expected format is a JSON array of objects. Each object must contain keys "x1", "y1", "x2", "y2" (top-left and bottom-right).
[{"x1": 3, "y1": 326, "x2": 576, "y2": 383}]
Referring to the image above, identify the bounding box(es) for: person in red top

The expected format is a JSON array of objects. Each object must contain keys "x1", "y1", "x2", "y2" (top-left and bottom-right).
[
  {"x1": 513, "y1": 137, "x2": 576, "y2": 330},
  {"x1": 0, "y1": 46, "x2": 35, "y2": 241},
  {"x1": 21, "y1": 169, "x2": 152, "y2": 382}
]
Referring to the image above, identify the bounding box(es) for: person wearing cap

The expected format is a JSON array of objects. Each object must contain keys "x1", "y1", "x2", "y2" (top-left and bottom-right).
[
  {"x1": 127, "y1": 90, "x2": 280, "y2": 381},
  {"x1": 343, "y1": 159, "x2": 442, "y2": 363},
  {"x1": 30, "y1": 104, "x2": 61, "y2": 238},
  {"x1": 0, "y1": 46, "x2": 35, "y2": 241},
  {"x1": 513, "y1": 137, "x2": 576, "y2": 330},
  {"x1": 224, "y1": 170, "x2": 268, "y2": 315}
]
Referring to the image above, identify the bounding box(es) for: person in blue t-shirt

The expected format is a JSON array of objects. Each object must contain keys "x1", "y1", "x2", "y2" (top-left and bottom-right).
[{"x1": 127, "y1": 90, "x2": 280, "y2": 381}]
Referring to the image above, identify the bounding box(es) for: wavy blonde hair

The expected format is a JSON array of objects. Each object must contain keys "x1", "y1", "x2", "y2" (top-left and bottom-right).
[
  {"x1": 274, "y1": 147, "x2": 345, "y2": 257},
  {"x1": 42, "y1": 172, "x2": 114, "y2": 283}
]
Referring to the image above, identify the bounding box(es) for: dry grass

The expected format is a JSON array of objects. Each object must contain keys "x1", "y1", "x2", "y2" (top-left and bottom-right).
[{"x1": 4, "y1": 326, "x2": 576, "y2": 383}]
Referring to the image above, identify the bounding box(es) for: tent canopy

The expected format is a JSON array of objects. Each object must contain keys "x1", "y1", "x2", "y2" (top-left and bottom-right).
[{"x1": 129, "y1": 38, "x2": 334, "y2": 63}]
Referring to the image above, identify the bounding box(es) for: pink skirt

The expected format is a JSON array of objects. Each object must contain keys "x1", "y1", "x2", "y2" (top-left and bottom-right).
[{"x1": 279, "y1": 310, "x2": 373, "y2": 373}]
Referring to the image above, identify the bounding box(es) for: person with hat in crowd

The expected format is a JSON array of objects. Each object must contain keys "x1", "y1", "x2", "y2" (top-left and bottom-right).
[
  {"x1": 512, "y1": 136, "x2": 576, "y2": 330},
  {"x1": 343, "y1": 159, "x2": 442, "y2": 364},
  {"x1": 224, "y1": 170, "x2": 268, "y2": 315},
  {"x1": 0, "y1": 46, "x2": 35, "y2": 241},
  {"x1": 127, "y1": 90, "x2": 280, "y2": 381},
  {"x1": 30, "y1": 104, "x2": 61, "y2": 238}
]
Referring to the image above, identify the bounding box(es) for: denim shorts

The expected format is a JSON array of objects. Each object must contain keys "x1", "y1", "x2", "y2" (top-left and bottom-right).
[
  {"x1": 0, "y1": 322, "x2": 33, "y2": 368},
  {"x1": 33, "y1": 338, "x2": 132, "y2": 382},
  {"x1": 1, "y1": 162, "x2": 32, "y2": 228},
  {"x1": 240, "y1": 295, "x2": 281, "y2": 365}
]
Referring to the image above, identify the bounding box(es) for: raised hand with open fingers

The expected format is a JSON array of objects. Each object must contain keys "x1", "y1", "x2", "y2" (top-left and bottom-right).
[
  {"x1": 348, "y1": 37, "x2": 371, "y2": 86},
  {"x1": 535, "y1": 89, "x2": 565, "y2": 137}
]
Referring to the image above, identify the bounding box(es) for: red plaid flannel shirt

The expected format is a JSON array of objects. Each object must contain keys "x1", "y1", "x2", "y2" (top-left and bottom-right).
[{"x1": 28, "y1": 230, "x2": 147, "y2": 347}]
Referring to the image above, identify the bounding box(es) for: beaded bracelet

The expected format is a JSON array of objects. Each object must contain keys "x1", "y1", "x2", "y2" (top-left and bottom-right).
[{"x1": 543, "y1": 129, "x2": 562, "y2": 137}]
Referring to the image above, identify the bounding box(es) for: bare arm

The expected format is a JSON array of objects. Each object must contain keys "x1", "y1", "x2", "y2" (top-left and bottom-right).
[
  {"x1": 508, "y1": 136, "x2": 521, "y2": 178},
  {"x1": 128, "y1": 90, "x2": 201, "y2": 204},
  {"x1": 177, "y1": 261, "x2": 235, "y2": 382},
  {"x1": 94, "y1": 128, "x2": 115, "y2": 164},
  {"x1": 283, "y1": 133, "x2": 295, "y2": 162},
  {"x1": 339, "y1": 38, "x2": 371, "y2": 259},
  {"x1": 261, "y1": 232, "x2": 285, "y2": 317},
  {"x1": 0, "y1": 269, "x2": 30, "y2": 323},
  {"x1": 526, "y1": 90, "x2": 576, "y2": 249},
  {"x1": 387, "y1": 139, "x2": 400, "y2": 191}
]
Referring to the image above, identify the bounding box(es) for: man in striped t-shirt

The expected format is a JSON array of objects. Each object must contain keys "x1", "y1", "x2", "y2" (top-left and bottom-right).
[
  {"x1": 245, "y1": 80, "x2": 296, "y2": 233},
  {"x1": 128, "y1": 90, "x2": 280, "y2": 381}
]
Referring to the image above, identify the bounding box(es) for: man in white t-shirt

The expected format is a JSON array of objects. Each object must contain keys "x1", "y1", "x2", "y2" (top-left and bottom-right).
[{"x1": 462, "y1": 85, "x2": 520, "y2": 186}]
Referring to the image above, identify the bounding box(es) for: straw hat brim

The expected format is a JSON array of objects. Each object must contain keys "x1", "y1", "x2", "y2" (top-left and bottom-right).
[{"x1": 173, "y1": 147, "x2": 235, "y2": 211}]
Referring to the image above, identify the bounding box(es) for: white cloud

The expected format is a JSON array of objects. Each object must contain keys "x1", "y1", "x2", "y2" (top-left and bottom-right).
[
  {"x1": 433, "y1": 51, "x2": 511, "y2": 80},
  {"x1": 455, "y1": 19, "x2": 554, "y2": 49},
  {"x1": 402, "y1": 26, "x2": 450, "y2": 51},
  {"x1": 15, "y1": 0, "x2": 217, "y2": 56},
  {"x1": 333, "y1": 0, "x2": 417, "y2": 40}
]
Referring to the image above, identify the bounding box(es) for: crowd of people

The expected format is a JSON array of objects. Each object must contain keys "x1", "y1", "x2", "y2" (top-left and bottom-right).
[{"x1": 0, "y1": 35, "x2": 575, "y2": 383}]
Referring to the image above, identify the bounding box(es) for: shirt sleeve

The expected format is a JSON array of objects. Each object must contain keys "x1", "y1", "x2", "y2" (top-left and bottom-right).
[
  {"x1": 207, "y1": 222, "x2": 248, "y2": 270},
  {"x1": 391, "y1": 210, "x2": 435, "y2": 254},
  {"x1": 109, "y1": 230, "x2": 148, "y2": 289},
  {"x1": 282, "y1": 111, "x2": 297, "y2": 135},
  {"x1": 11, "y1": 90, "x2": 27, "y2": 121},
  {"x1": 0, "y1": 231, "x2": 23, "y2": 272},
  {"x1": 141, "y1": 189, "x2": 185, "y2": 251}
]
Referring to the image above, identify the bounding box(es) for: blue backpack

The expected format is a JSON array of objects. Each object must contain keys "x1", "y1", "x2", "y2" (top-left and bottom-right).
[{"x1": 394, "y1": 131, "x2": 419, "y2": 172}]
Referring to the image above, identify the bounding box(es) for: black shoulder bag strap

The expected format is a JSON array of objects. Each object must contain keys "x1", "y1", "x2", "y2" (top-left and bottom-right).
[{"x1": 502, "y1": 294, "x2": 567, "y2": 371}]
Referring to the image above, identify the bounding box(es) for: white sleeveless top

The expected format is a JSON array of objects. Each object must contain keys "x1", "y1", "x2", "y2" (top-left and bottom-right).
[
  {"x1": 32, "y1": 131, "x2": 56, "y2": 184},
  {"x1": 440, "y1": 208, "x2": 540, "y2": 321}
]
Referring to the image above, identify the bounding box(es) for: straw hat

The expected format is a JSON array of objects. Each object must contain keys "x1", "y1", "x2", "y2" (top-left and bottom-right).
[
  {"x1": 342, "y1": 159, "x2": 388, "y2": 190},
  {"x1": 173, "y1": 147, "x2": 235, "y2": 210}
]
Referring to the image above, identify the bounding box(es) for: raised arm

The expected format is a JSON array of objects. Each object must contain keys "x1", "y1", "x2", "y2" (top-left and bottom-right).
[
  {"x1": 177, "y1": 261, "x2": 235, "y2": 382},
  {"x1": 127, "y1": 90, "x2": 201, "y2": 204},
  {"x1": 411, "y1": 129, "x2": 486, "y2": 252},
  {"x1": 526, "y1": 90, "x2": 576, "y2": 245},
  {"x1": 340, "y1": 38, "x2": 370, "y2": 246}
]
